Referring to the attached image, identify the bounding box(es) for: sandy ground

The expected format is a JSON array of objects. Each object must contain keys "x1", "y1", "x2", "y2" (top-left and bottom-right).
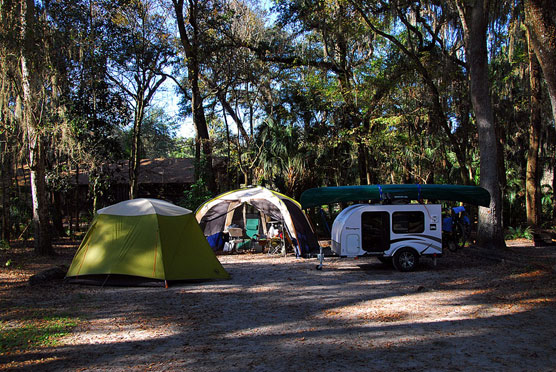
[{"x1": 1, "y1": 240, "x2": 556, "y2": 371}]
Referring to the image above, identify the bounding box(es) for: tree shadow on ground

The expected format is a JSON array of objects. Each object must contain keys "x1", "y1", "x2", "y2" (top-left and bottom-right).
[
  {"x1": 1, "y1": 242, "x2": 555, "y2": 371},
  {"x1": 2, "y1": 306, "x2": 554, "y2": 371}
]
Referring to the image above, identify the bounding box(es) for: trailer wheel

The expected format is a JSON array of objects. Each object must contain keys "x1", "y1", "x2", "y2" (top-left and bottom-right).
[{"x1": 393, "y1": 248, "x2": 419, "y2": 272}]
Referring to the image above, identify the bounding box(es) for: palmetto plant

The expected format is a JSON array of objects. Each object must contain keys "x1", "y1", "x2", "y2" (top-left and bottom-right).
[
  {"x1": 541, "y1": 184, "x2": 554, "y2": 226},
  {"x1": 505, "y1": 226, "x2": 533, "y2": 240},
  {"x1": 257, "y1": 120, "x2": 308, "y2": 197}
]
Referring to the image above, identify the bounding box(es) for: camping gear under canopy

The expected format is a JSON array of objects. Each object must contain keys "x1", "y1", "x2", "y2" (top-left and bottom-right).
[
  {"x1": 300, "y1": 184, "x2": 491, "y2": 209},
  {"x1": 195, "y1": 186, "x2": 319, "y2": 257},
  {"x1": 66, "y1": 198, "x2": 229, "y2": 285}
]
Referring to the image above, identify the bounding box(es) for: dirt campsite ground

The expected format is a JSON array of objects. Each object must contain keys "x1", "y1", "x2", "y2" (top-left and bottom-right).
[{"x1": 1, "y1": 239, "x2": 556, "y2": 372}]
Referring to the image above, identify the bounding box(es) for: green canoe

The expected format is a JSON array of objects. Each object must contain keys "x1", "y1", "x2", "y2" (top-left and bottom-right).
[{"x1": 300, "y1": 184, "x2": 491, "y2": 209}]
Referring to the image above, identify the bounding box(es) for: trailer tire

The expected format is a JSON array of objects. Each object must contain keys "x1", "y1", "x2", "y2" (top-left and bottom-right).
[{"x1": 393, "y1": 248, "x2": 419, "y2": 272}]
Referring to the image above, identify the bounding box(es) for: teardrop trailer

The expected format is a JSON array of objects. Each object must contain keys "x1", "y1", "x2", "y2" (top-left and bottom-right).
[
  {"x1": 331, "y1": 203, "x2": 442, "y2": 271},
  {"x1": 299, "y1": 184, "x2": 491, "y2": 272}
]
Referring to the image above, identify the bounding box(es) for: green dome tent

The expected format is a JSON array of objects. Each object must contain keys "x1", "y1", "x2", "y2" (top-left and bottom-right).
[{"x1": 66, "y1": 198, "x2": 229, "y2": 285}]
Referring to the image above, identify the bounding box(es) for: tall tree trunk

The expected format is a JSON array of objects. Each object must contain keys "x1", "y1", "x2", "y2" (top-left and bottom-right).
[
  {"x1": 553, "y1": 163, "x2": 556, "y2": 224},
  {"x1": 357, "y1": 142, "x2": 368, "y2": 185},
  {"x1": 221, "y1": 106, "x2": 231, "y2": 190},
  {"x1": 0, "y1": 82, "x2": 11, "y2": 241},
  {"x1": 0, "y1": 55, "x2": 10, "y2": 241},
  {"x1": 526, "y1": 29, "x2": 542, "y2": 228},
  {"x1": 126, "y1": 72, "x2": 165, "y2": 199},
  {"x1": 173, "y1": 0, "x2": 216, "y2": 194},
  {"x1": 364, "y1": 147, "x2": 373, "y2": 185},
  {"x1": 129, "y1": 97, "x2": 144, "y2": 199},
  {"x1": 457, "y1": 0, "x2": 505, "y2": 249},
  {"x1": 496, "y1": 117, "x2": 507, "y2": 225},
  {"x1": 1, "y1": 139, "x2": 11, "y2": 241},
  {"x1": 51, "y1": 191, "x2": 66, "y2": 238},
  {"x1": 190, "y1": 65, "x2": 216, "y2": 192},
  {"x1": 92, "y1": 175, "x2": 99, "y2": 214},
  {"x1": 524, "y1": 0, "x2": 556, "y2": 126},
  {"x1": 71, "y1": 163, "x2": 79, "y2": 238},
  {"x1": 21, "y1": 0, "x2": 53, "y2": 255},
  {"x1": 216, "y1": 89, "x2": 250, "y2": 140},
  {"x1": 26, "y1": 129, "x2": 53, "y2": 253}
]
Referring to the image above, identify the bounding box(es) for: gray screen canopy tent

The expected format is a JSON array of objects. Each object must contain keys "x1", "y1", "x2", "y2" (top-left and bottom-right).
[{"x1": 195, "y1": 186, "x2": 320, "y2": 257}]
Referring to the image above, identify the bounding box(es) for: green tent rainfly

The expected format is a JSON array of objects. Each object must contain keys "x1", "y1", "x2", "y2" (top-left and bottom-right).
[{"x1": 66, "y1": 198, "x2": 230, "y2": 284}]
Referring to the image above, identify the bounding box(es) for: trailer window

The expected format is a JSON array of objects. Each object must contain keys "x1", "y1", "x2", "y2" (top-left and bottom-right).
[{"x1": 392, "y1": 211, "x2": 424, "y2": 234}]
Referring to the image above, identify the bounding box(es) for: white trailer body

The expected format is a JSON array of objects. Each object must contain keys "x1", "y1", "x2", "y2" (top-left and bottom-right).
[{"x1": 331, "y1": 204, "x2": 442, "y2": 264}]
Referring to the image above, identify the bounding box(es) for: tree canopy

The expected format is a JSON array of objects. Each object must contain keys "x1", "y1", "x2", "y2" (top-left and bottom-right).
[{"x1": 1, "y1": 0, "x2": 555, "y2": 253}]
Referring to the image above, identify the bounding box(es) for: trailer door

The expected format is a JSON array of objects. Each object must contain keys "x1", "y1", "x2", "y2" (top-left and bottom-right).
[{"x1": 361, "y1": 211, "x2": 390, "y2": 252}]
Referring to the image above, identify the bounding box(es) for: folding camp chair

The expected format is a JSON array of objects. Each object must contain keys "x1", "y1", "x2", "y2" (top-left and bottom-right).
[
  {"x1": 245, "y1": 218, "x2": 260, "y2": 239},
  {"x1": 238, "y1": 218, "x2": 258, "y2": 251},
  {"x1": 267, "y1": 221, "x2": 285, "y2": 255},
  {"x1": 227, "y1": 227, "x2": 244, "y2": 252}
]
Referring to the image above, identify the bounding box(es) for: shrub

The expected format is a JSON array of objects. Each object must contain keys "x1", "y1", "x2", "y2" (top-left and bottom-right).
[{"x1": 505, "y1": 226, "x2": 533, "y2": 240}]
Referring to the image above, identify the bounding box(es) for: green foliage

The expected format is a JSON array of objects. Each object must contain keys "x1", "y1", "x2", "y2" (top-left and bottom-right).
[
  {"x1": 0, "y1": 240, "x2": 9, "y2": 251},
  {"x1": 505, "y1": 226, "x2": 533, "y2": 240},
  {"x1": 179, "y1": 179, "x2": 213, "y2": 211},
  {"x1": 46, "y1": 164, "x2": 74, "y2": 193},
  {"x1": 8, "y1": 198, "x2": 31, "y2": 239},
  {"x1": 0, "y1": 316, "x2": 79, "y2": 353},
  {"x1": 169, "y1": 137, "x2": 196, "y2": 158},
  {"x1": 257, "y1": 120, "x2": 310, "y2": 197},
  {"x1": 121, "y1": 107, "x2": 181, "y2": 158},
  {"x1": 541, "y1": 185, "x2": 554, "y2": 226}
]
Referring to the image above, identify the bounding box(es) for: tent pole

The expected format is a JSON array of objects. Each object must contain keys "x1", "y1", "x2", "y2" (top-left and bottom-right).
[
  {"x1": 243, "y1": 204, "x2": 246, "y2": 230},
  {"x1": 260, "y1": 210, "x2": 268, "y2": 236},
  {"x1": 165, "y1": 280, "x2": 168, "y2": 289},
  {"x1": 101, "y1": 274, "x2": 110, "y2": 287}
]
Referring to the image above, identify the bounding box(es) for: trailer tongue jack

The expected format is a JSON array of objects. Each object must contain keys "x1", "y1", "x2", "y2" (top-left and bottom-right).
[{"x1": 316, "y1": 246, "x2": 324, "y2": 270}]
